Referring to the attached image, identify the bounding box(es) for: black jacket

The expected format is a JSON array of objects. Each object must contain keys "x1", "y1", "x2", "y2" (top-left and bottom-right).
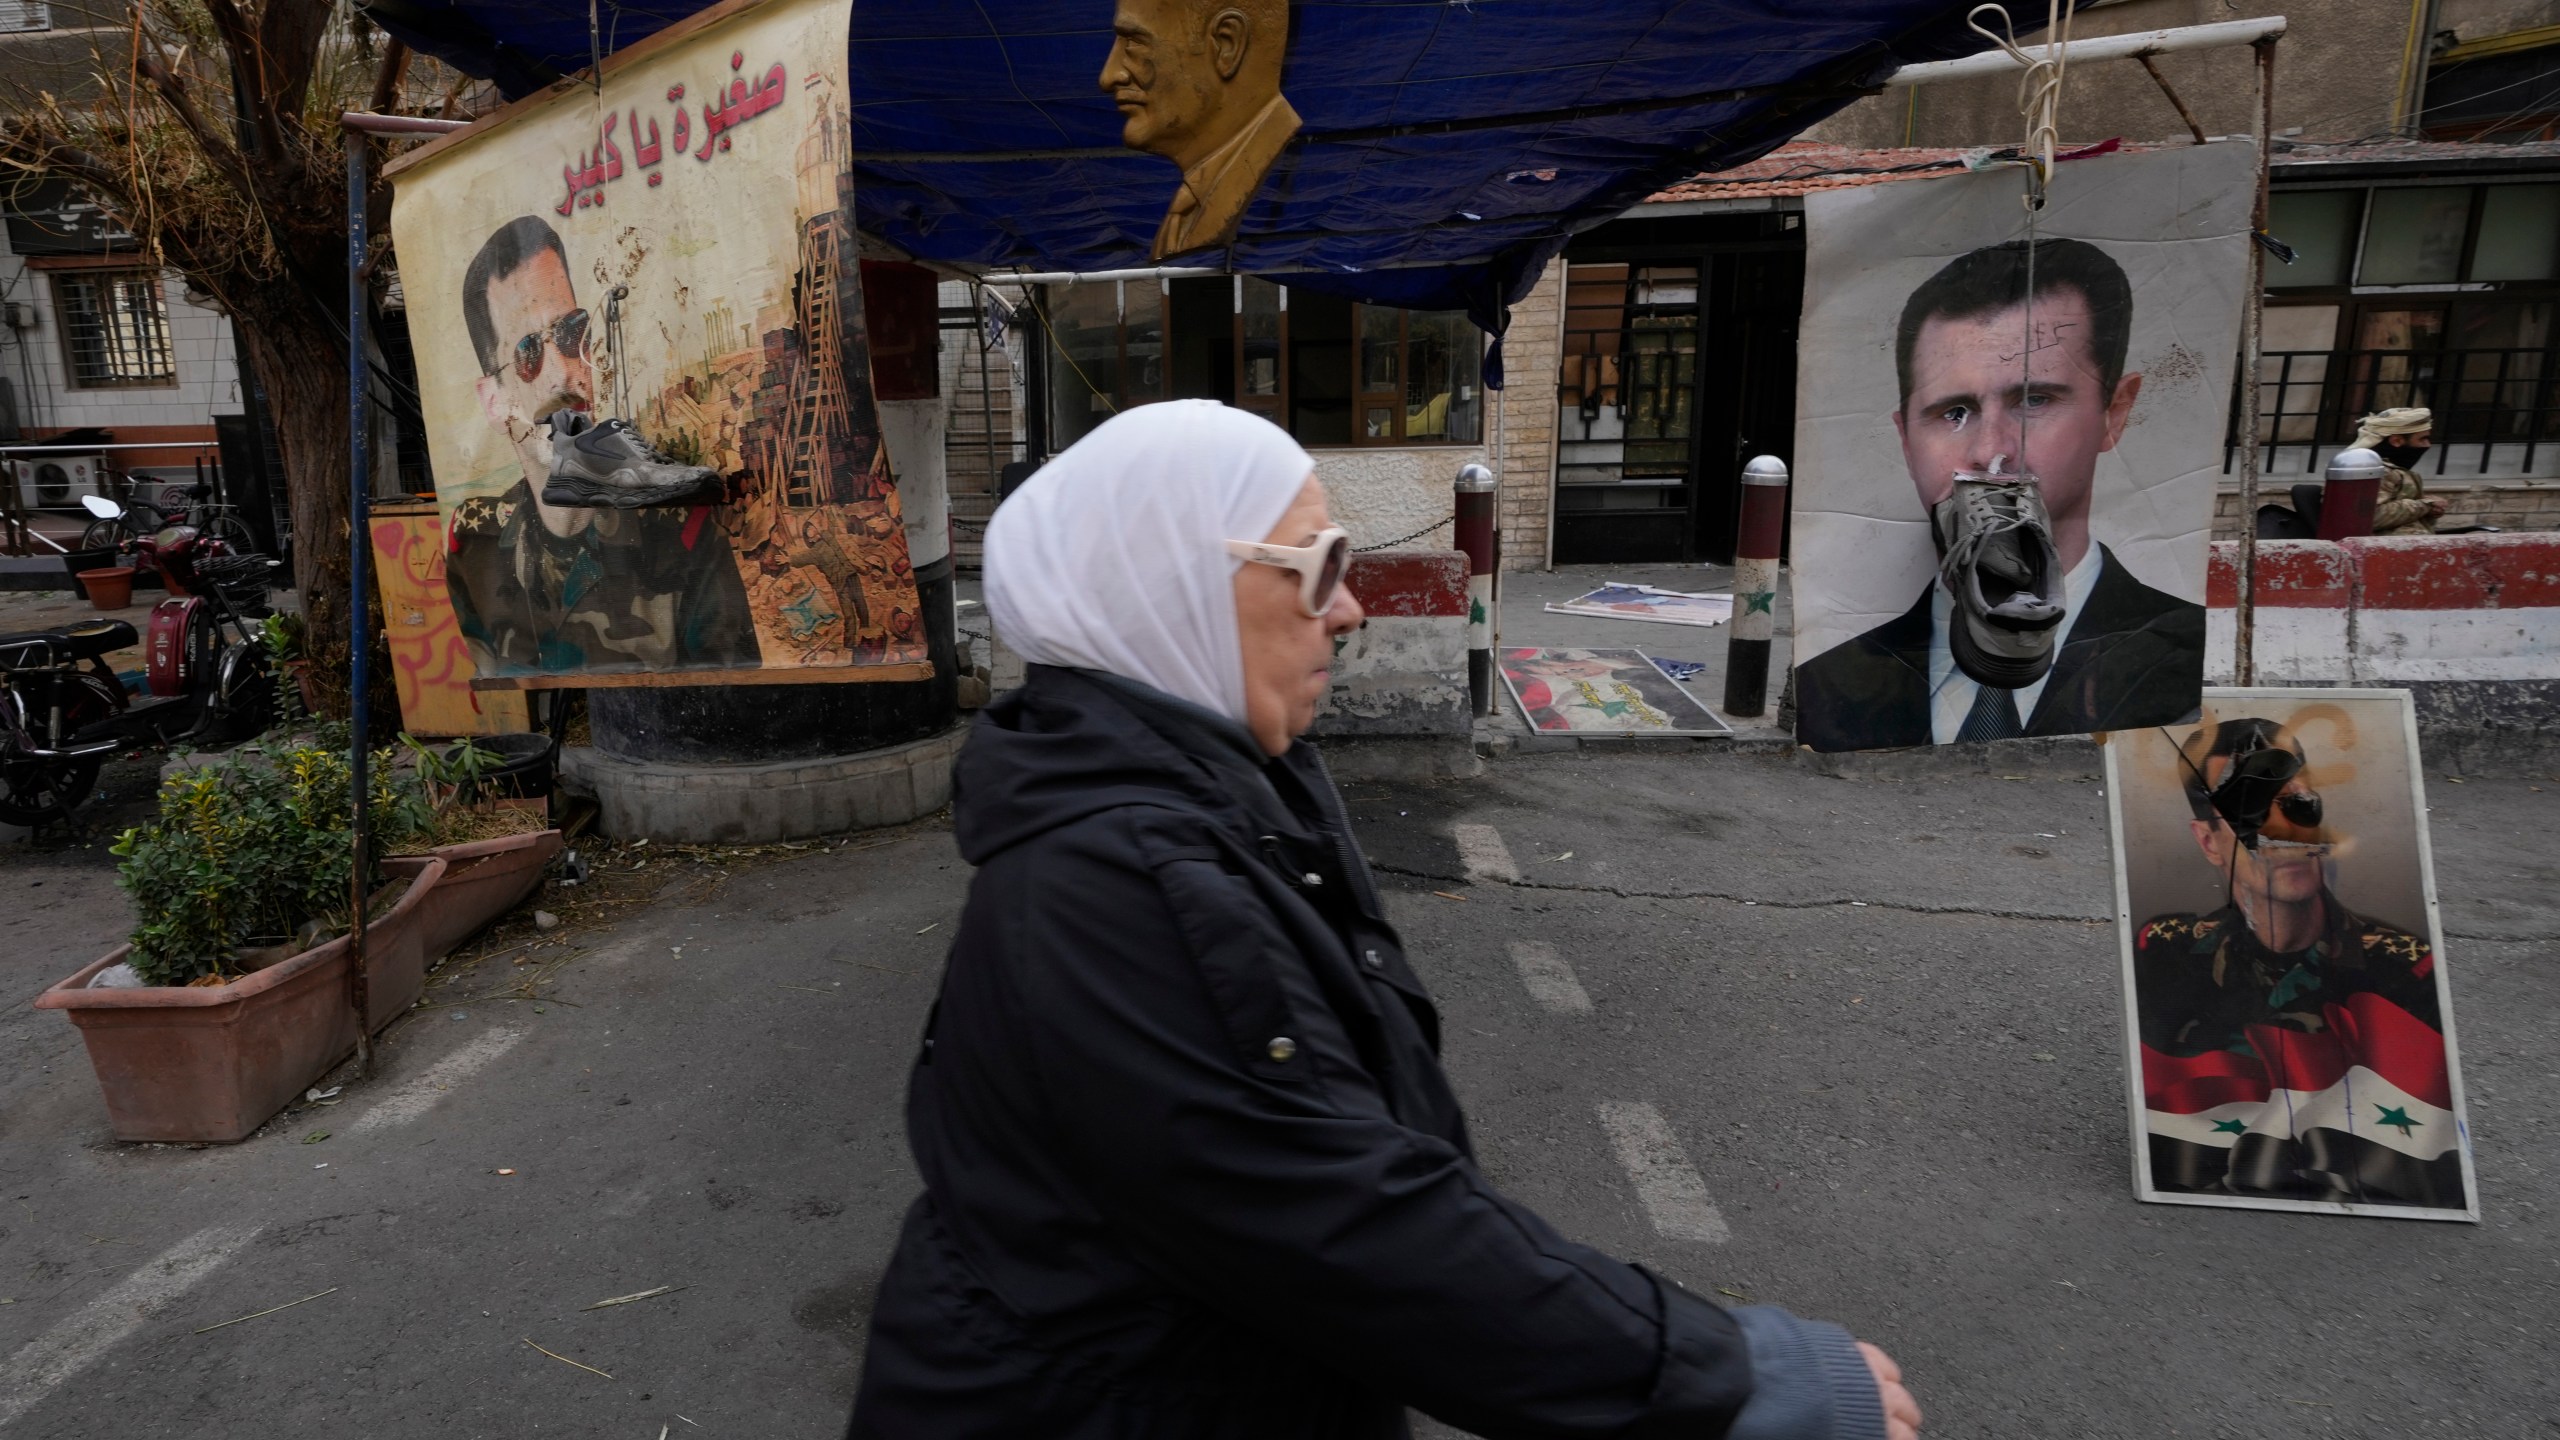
[
  {"x1": 848, "y1": 666, "x2": 1884, "y2": 1440},
  {"x1": 1793, "y1": 544, "x2": 2204, "y2": 753}
]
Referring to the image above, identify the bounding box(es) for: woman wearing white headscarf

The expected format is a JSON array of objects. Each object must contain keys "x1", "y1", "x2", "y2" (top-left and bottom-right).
[{"x1": 847, "y1": 401, "x2": 1918, "y2": 1440}]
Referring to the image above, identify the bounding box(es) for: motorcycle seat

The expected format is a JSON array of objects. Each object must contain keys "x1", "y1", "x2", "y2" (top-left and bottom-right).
[
  {"x1": 0, "y1": 621, "x2": 137, "y2": 668},
  {"x1": 61, "y1": 619, "x2": 140, "y2": 659}
]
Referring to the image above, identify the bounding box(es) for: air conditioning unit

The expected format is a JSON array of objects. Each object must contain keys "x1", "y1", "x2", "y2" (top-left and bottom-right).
[{"x1": 13, "y1": 455, "x2": 101, "y2": 511}]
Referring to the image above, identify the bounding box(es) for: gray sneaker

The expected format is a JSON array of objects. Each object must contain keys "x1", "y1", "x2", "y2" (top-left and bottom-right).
[
  {"x1": 539, "y1": 412, "x2": 721, "y2": 508},
  {"x1": 1931, "y1": 463, "x2": 2067, "y2": 689}
]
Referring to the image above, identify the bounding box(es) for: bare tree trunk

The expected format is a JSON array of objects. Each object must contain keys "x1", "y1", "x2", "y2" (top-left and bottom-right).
[{"x1": 234, "y1": 295, "x2": 374, "y2": 718}]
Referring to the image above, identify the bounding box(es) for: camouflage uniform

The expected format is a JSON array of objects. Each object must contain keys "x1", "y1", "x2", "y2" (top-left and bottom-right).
[
  {"x1": 2132, "y1": 893, "x2": 2437, "y2": 1056},
  {"x1": 2370, "y1": 463, "x2": 2438, "y2": 536},
  {"x1": 445, "y1": 476, "x2": 762, "y2": 676}
]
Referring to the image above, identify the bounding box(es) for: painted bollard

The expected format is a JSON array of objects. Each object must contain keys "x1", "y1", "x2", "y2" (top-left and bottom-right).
[
  {"x1": 1454, "y1": 462, "x2": 1497, "y2": 716},
  {"x1": 1723, "y1": 455, "x2": 1787, "y2": 717}
]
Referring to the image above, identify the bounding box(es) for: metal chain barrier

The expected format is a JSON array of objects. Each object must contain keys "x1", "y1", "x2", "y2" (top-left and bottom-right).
[{"x1": 1354, "y1": 515, "x2": 1454, "y2": 552}]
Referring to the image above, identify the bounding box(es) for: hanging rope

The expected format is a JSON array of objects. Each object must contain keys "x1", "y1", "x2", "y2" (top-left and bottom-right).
[{"x1": 1965, "y1": 0, "x2": 2079, "y2": 212}]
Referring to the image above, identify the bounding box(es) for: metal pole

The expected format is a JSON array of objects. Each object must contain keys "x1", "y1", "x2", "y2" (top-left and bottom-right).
[
  {"x1": 1724, "y1": 456, "x2": 1788, "y2": 717},
  {"x1": 2233, "y1": 37, "x2": 2277, "y2": 688},
  {"x1": 1454, "y1": 462, "x2": 1497, "y2": 715},
  {"x1": 2319, "y1": 446, "x2": 2386, "y2": 541},
  {"x1": 344, "y1": 127, "x2": 374, "y2": 1078}
]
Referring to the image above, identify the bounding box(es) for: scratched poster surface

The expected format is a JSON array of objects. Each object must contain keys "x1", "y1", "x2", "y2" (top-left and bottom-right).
[
  {"x1": 368, "y1": 506, "x2": 531, "y2": 737},
  {"x1": 387, "y1": 0, "x2": 926, "y2": 685},
  {"x1": 1787, "y1": 142, "x2": 2252, "y2": 753},
  {"x1": 1496, "y1": 648, "x2": 1728, "y2": 736}
]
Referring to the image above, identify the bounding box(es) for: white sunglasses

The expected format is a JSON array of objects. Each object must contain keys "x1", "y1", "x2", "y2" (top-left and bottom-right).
[{"x1": 1224, "y1": 526, "x2": 1350, "y2": 618}]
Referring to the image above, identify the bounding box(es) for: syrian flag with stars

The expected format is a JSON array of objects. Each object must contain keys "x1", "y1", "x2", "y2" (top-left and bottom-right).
[{"x1": 2141, "y1": 992, "x2": 2467, "y2": 1210}]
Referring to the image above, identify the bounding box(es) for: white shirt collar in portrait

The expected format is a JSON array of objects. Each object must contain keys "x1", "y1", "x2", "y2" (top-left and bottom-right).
[{"x1": 1927, "y1": 543, "x2": 2103, "y2": 744}]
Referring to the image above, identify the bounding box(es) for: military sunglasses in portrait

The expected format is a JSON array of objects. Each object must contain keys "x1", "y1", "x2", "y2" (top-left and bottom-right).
[{"x1": 487, "y1": 308, "x2": 593, "y2": 383}]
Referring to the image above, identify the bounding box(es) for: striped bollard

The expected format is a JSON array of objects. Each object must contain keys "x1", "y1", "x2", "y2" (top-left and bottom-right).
[
  {"x1": 1454, "y1": 463, "x2": 1497, "y2": 716},
  {"x1": 1723, "y1": 455, "x2": 1788, "y2": 718}
]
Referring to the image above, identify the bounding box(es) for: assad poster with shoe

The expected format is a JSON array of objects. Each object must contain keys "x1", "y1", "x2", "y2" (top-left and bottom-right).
[
  {"x1": 2104, "y1": 691, "x2": 2478, "y2": 1222},
  {"x1": 386, "y1": 0, "x2": 929, "y2": 687},
  {"x1": 1787, "y1": 142, "x2": 2254, "y2": 752}
]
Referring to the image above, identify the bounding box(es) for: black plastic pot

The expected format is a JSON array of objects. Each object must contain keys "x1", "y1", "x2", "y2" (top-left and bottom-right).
[
  {"x1": 61, "y1": 548, "x2": 117, "y2": 579},
  {"x1": 446, "y1": 732, "x2": 555, "y2": 801}
]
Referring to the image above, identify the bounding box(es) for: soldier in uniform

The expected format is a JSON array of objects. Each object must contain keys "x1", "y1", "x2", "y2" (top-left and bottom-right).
[
  {"x1": 2133, "y1": 717, "x2": 2438, "y2": 1059},
  {"x1": 444, "y1": 216, "x2": 760, "y2": 676},
  {"x1": 2353, "y1": 406, "x2": 2447, "y2": 537}
]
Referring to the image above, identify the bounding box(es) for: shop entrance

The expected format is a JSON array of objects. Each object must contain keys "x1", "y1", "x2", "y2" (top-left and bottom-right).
[{"x1": 1552, "y1": 212, "x2": 1804, "y2": 565}]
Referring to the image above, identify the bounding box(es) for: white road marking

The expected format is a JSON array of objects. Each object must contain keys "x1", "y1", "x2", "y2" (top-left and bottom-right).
[
  {"x1": 1452, "y1": 823, "x2": 1520, "y2": 883},
  {"x1": 1596, "y1": 1101, "x2": 1731, "y2": 1245},
  {"x1": 0, "y1": 1224, "x2": 261, "y2": 1427},
  {"x1": 1509, "y1": 941, "x2": 1593, "y2": 1015},
  {"x1": 345, "y1": 1028, "x2": 527, "y2": 1135}
]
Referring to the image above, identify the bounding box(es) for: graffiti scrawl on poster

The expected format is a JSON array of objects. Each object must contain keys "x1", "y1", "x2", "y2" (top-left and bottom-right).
[{"x1": 387, "y1": 0, "x2": 925, "y2": 686}]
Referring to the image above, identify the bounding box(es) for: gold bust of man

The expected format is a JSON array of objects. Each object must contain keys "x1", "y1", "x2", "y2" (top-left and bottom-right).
[{"x1": 1100, "y1": 0, "x2": 1299, "y2": 260}]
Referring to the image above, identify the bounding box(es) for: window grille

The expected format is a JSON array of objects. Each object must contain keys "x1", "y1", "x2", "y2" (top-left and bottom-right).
[
  {"x1": 52, "y1": 272, "x2": 177, "y2": 388},
  {"x1": 0, "y1": 2, "x2": 52, "y2": 33}
]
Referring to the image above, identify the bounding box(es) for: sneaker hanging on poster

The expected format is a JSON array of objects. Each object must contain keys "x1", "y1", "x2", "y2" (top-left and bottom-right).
[
  {"x1": 538, "y1": 412, "x2": 723, "y2": 509},
  {"x1": 1930, "y1": 458, "x2": 2067, "y2": 689}
]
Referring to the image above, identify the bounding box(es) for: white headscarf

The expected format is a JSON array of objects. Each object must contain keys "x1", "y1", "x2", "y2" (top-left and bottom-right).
[
  {"x1": 984, "y1": 400, "x2": 1313, "y2": 722},
  {"x1": 2354, "y1": 406, "x2": 2432, "y2": 449}
]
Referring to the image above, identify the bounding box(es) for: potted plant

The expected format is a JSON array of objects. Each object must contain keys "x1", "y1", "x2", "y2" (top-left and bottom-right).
[
  {"x1": 33, "y1": 742, "x2": 446, "y2": 1144},
  {"x1": 259, "y1": 613, "x2": 325, "y2": 719},
  {"x1": 395, "y1": 734, "x2": 563, "y2": 959}
]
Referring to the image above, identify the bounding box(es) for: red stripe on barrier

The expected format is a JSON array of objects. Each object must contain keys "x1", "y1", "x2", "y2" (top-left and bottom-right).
[
  {"x1": 2347, "y1": 533, "x2": 2560, "y2": 611},
  {"x1": 1345, "y1": 550, "x2": 1467, "y2": 618},
  {"x1": 2206, "y1": 541, "x2": 2353, "y2": 609}
]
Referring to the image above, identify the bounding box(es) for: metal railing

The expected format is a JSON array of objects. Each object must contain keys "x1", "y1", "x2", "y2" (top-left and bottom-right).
[{"x1": 2228, "y1": 346, "x2": 2560, "y2": 476}]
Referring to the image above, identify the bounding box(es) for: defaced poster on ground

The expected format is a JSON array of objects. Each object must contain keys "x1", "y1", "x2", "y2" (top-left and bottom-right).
[
  {"x1": 2104, "y1": 691, "x2": 2477, "y2": 1221},
  {"x1": 1788, "y1": 143, "x2": 2253, "y2": 752},
  {"x1": 387, "y1": 0, "x2": 928, "y2": 687}
]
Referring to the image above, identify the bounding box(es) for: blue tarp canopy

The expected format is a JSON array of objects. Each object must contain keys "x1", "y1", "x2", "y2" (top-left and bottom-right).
[{"x1": 362, "y1": 0, "x2": 2012, "y2": 320}]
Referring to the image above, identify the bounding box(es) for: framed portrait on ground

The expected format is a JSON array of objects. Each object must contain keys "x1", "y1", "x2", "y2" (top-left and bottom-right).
[
  {"x1": 1497, "y1": 647, "x2": 1729, "y2": 736},
  {"x1": 1789, "y1": 142, "x2": 2255, "y2": 752},
  {"x1": 2104, "y1": 689, "x2": 2478, "y2": 1222},
  {"x1": 385, "y1": 0, "x2": 929, "y2": 690}
]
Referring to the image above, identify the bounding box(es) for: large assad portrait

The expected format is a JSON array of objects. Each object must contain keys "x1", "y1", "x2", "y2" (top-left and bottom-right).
[
  {"x1": 1103, "y1": 0, "x2": 1299, "y2": 260},
  {"x1": 388, "y1": 0, "x2": 928, "y2": 686},
  {"x1": 2105, "y1": 690, "x2": 2478, "y2": 1222},
  {"x1": 1789, "y1": 143, "x2": 2254, "y2": 753}
]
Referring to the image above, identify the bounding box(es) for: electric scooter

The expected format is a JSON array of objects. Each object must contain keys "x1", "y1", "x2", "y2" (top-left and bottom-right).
[{"x1": 0, "y1": 547, "x2": 278, "y2": 825}]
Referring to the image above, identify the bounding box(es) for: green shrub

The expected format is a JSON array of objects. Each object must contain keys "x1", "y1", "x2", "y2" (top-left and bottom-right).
[{"x1": 110, "y1": 744, "x2": 431, "y2": 986}]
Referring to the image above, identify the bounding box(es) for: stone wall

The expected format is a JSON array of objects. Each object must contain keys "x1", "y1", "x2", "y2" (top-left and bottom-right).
[
  {"x1": 1320, "y1": 444, "x2": 1486, "y2": 551},
  {"x1": 1806, "y1": 0, "x2": 2411, "y2": 150},
  {"x1": 1493, "y1": 263, "x2": 1566, "y2": 571},
  {"x1": 2212, "y1": 479, "x2": 2560, "y2": 539}
]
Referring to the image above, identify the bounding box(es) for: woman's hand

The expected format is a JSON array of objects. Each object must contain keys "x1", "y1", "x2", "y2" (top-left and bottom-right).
[{"x1": 1859, "y1": 1342, "x2": 1922, "y2": 1440}]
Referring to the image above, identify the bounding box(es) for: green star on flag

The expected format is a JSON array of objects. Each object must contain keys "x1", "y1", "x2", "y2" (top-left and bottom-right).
[
  {"x1": 2374, "y1": 1104, "x2": 2421, "y2": 1137},
  {"x1": 1744, "y1": 592, "x2": 1774, "y2": 616},
  {"x1": 2210, "y1": 1119, "x2": 2249, "y2": 1135},
  {"x1": 1470, "y1": 598, "x2": 1487, "y2": 625}
]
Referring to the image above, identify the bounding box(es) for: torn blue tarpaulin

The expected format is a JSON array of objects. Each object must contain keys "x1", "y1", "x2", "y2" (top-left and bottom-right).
[{"x1": 359, "y1": 0, "x2": 2017, "y2": 321}]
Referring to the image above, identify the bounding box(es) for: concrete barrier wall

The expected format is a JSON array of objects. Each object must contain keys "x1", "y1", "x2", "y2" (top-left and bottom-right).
[
  {"x1": 2206, "y1": 533, "x2": 2560, "y2": 685},
  {"x1": 1313, "y1": 550, "x2": 1470, "y2": 737}
]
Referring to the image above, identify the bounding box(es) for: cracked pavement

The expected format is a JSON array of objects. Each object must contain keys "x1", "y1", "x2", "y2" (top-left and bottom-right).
[{"x1": 3, "y1": 745, "x2": 2555, "y2": 1438}]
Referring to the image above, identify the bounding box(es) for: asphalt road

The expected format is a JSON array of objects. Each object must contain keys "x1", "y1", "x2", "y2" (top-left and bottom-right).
[{"x1": 3, "y1": 747, "x2": 2554, "y2": 1438}]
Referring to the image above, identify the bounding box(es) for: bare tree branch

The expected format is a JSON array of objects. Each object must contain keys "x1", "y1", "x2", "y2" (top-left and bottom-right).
[
  {"x1": 131, "y1": 46, "x2": 259, "y2": 203},
  {"x1": 369, "y1": 38, "x2": 412, "y2": 116}
]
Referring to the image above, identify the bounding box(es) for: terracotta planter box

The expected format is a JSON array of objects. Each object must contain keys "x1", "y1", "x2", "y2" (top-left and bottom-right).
[
  {"x1": 405, "y1": 829, "x2": 562, "y2": 960},
  {"x1": 33, "y1": 855, "x2": 449, "y2": 1144}
]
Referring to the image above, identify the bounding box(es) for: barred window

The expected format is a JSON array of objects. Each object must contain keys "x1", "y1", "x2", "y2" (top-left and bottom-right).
[{"x1": 52, "y1": 272, "x2": 176, "y2": 388}]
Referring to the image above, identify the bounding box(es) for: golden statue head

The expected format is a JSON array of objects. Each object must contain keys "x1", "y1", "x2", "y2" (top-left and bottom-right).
[{"x1": 1102, "y1": 0, "x2": 1300, "y2": 258}]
